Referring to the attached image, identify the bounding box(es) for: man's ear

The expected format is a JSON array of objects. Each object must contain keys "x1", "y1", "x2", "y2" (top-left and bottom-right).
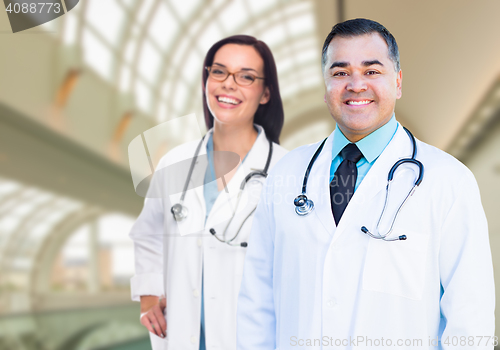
[
  {"x1": 260, "y1": 87, "x2": 271, "y2": 104},
  {"x1": 396, "y1": 69, "x2": 403, "y2": 99},
  {"x1": 324, "y1": 93, "x2": 327, "y2": 103}
]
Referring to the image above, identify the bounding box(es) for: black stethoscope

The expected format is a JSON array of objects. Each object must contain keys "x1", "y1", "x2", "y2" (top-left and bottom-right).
[
  {"x1": 293, "y1": 126, "x2": 424, "y2": 241},
  {"x1": 171, "y1": 134, "x2": 273, "y2": 247}
]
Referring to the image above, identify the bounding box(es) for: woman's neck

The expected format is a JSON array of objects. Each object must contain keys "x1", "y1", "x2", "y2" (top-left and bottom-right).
[{"x1": 212, "y1": 121, "x2": 258, "y2": 161}]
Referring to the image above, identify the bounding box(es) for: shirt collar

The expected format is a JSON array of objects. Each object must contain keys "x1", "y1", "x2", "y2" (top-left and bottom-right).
[{"x1": 331, "y1": 114, "x2": 398, "y2": 164}]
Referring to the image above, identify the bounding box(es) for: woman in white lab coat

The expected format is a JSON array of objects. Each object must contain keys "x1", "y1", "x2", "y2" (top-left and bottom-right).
[{"x1": 129, "y1": 35, "x2": 287, "y2": 350}]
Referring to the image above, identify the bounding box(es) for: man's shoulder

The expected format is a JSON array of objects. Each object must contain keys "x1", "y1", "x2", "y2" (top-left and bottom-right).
[{"x1": 415, "y1": 138, "x2": 476, "y2": 185}]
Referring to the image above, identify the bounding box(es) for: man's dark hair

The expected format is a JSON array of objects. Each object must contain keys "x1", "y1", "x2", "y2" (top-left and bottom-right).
[{"x1": 321, "y1": 18, "x2": 400, "y2": 72}]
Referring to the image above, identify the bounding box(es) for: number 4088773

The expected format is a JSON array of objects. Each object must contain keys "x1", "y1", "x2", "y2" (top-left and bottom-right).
[{"x1": 5, "y1": 2, "x2": 61, "y2": 14}]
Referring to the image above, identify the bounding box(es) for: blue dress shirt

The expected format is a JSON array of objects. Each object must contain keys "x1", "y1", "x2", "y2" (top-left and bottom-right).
[{"x1": 329, "y1": 115, "x2": 398, "y2": 190}]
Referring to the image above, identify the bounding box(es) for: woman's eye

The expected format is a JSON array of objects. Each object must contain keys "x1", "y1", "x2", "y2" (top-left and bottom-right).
[
  {"x1": 212, "y1": 69, "x2": 224, "y2": 74},
  {"x1": 241, "y1": 74, "x2": 255, "y2": 81}
]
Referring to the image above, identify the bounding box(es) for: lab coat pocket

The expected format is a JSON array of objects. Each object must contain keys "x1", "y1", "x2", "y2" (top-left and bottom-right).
[
  {"x1": 149, "y1": 331, "x2": 169, "y2": 350},
  {"x1": 362, "y1": 230, "x2": 430, "y2": 300}
]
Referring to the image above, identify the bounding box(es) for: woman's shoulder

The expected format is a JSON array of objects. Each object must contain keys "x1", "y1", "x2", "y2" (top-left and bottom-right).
[
  {"x1": 272, "y1": 142, "x2": 288, "y2": 158},
  {"x1": 267, "y1": 141, "x2": 288, "y2": 170}
]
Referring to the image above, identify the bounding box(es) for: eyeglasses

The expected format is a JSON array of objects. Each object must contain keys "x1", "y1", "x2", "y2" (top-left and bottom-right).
[{"x1": 205, "y1": 66, "x2": 265, "y2": 86}]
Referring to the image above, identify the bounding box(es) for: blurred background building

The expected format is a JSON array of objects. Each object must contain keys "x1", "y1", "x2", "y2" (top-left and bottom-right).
[{"x1": 0, "y1": 0, "x2": 499, "y2": 349}]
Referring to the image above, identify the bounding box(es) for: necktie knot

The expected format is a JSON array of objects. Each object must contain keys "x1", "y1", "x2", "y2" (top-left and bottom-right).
[{"x1": 340, "y1": 143, "x2": 363, "y2": 164}]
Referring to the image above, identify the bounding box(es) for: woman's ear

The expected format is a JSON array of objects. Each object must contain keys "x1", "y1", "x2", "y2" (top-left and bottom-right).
[{"x1": 260, "y1": 87, "x2": 271, "y2": 105}]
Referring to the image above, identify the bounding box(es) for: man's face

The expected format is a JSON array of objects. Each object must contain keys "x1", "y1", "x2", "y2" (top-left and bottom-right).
[{"x1": 323, "y1": 33, "x2": 402, "y2": 142}]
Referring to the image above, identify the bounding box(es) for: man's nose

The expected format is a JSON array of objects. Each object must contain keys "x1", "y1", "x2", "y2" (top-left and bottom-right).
[{"x1": 346, "y1": 74, "x2": 367, "y2": 93}]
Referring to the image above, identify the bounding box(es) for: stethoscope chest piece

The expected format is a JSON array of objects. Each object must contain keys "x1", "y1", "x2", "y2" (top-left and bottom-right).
[
  {"x1": 294, "y1": 194, "x2": 314, "y2": 216},
  {"x1": 171, "y1": 203, "x2": 188, "y2": 221}
]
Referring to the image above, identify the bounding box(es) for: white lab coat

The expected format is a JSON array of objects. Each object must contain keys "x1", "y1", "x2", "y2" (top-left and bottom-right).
[
  {"x1": 237, "y1": 122, "x2": 495, "y2": 350},
  {"x1": 129, "y1": 124, "x2": 287, "y2": 350}
]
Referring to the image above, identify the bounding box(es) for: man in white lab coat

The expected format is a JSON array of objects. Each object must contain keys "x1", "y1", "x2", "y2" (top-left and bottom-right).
[{"x1": 236, "y1": 18, "x2": 495, "y2": 350}]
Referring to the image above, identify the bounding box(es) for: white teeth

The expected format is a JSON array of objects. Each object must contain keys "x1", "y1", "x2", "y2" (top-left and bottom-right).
[
  {"x1": 347, "y1": 100, "x2": 371, "y2": 105},
  {"x1": 218, "y1": 96, "x2": 239, "y2": 105}
]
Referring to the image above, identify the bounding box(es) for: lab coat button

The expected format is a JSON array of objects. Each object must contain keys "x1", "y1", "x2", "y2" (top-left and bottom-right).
[
  {"x1": 197, "y1": 238, "x2": 202, "y2": 247},
  {"x1": 193, "y1": 289, "x2": 200, "y2": 297},
  {"x1": 191, "y1": 336, "x2": 196, "y2": 344},
  {"x1": 327, "y1": 299, "x2": 336, "y2": 308}
]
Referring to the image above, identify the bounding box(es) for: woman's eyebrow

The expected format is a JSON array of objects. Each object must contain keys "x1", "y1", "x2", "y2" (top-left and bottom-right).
[{"x1": 213, "y1": 62, "x2": 257, "y2": 72}]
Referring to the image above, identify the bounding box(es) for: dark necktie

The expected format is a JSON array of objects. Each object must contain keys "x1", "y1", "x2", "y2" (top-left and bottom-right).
[{"x1": 330, "y1": 143, "x2": 363, "y2": 225}]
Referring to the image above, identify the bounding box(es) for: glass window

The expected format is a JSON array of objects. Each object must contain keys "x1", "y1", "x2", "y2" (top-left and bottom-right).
[
  {"x1": 124, "y1": 39, "x2": 138, "y2": 64},
  {"x1": 197, "y1": 22, "x2": 223, "y2": 54},
  {"x1": 138, "y1": 40, "x2": 162, "y2": 85},
  {"x1": 86, "y1": 0, "x2": 125, "y2": 46},
  {"x1": 287, "y1": 14, "x2": 315, "y2": 37},
  {"x1": 135, "y1": 79, "x2": 152, "y2": 113},
  {"x1": 172, "y1": 81, "x2": 188, "y2": 114},
  {"x1": 82, "y1": 29, "x2": 113, "y2": 81},
  {"x1": 63, "y1": 11, "x2": 79, "y2": 45},
  {"x1": 119, "y1": 66, "x2": 132, "y2": 93},
  {"x1": 247, "y1": 0, "x2": 277, "y2": 16},
  {"x1": 170, "y1": 0, "x2": 200, "y2": 21},
  {"x1": 218, "y1": 1, "x2": 247, "y2": 33},
  {"x1": 260, "y1": 24, "x2": 287, "y2": 48},
  {"x1": 136, "y1": 0, "x2": 155, "y2": 25},
  {"x1": 120, "y1": 0, "x2": 138, "y2": 9},
  {"x1": 182, "y1": 51, "x2": 201, "y2": 85},
  {"x1": 295, "y1": 49, "x2": 317, "y2": 65},
  {"x1": 149, "y1": 3, "x2": 179, "y2": 51}
]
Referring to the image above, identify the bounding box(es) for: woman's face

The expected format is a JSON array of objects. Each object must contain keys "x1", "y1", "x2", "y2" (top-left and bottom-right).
[{"x1": 206, "y1": 44, "x2": 270, "y2": 128}]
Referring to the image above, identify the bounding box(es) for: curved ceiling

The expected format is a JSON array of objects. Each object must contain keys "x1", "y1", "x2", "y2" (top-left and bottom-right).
[{"x1": 54, "y1": 0, "x2": 321, "y2": 127}]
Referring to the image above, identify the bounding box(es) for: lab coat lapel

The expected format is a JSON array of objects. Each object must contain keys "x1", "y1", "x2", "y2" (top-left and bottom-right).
[
  {"x1": 208, "y1": 125, "x2": 270, "y2": 221},
  {"x1": 334, "y1": 123, "x2": 412, "y2": 236},
  {"x1": 188, "y1": 130, "x2": 211, "y2": 215},
  {"x1": 306, "y1": 132, "x2": 337, "y2": 236}
]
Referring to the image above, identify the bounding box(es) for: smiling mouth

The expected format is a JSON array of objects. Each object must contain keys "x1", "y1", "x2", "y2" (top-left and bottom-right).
[
  {"x1": 345, "y1": 100, "x2": 373, "y2": 106},
  {"x1": 217, "y1": 96, "x2": 241, "y2": 105}
]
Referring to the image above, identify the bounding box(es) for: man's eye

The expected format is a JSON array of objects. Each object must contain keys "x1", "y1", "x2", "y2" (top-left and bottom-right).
[
  {"x1": 333, "y1": 71, "x2": 348, "y2": 77},
  {"x1": 366, "y1": 70, "x2": 380, "y2": 75}
]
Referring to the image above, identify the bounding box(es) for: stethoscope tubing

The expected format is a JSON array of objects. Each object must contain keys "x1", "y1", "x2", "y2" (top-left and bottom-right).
[
  {"x1": 293, "y1": 125, "x2": 424, "y2": 242},
  {"x1": 172, "y1": 134, "x2": 273, "y2": 247}
]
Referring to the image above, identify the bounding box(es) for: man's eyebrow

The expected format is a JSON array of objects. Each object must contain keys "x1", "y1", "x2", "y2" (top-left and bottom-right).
[
  {"x1": 362, "y1": 60, "x2": 384, "y2": 67},
  {"x1": 213, "y1": 62, "x2": 257, "y2": 72},
  {"x1": 329, "y1": 60, "x2": 385, "y2": 69},
  {"x1": 329, "y1": 61, "x2": 349, "y2": 69}
]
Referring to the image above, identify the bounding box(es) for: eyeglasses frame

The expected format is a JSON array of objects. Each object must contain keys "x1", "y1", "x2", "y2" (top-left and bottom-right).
[{"x1": 205, "y1": 66, "x2": 265, "y2": 86}]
